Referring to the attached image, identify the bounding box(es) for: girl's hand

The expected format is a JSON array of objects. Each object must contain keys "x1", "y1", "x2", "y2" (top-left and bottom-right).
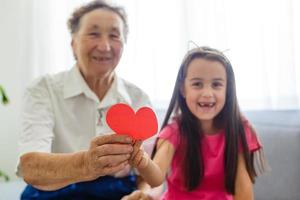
[
  {"x1": 129, "y1": 140, "x2": 149, "y2": 169},
  {"x1": 121, "y1": 190, "x2": 153, "y2": 200}
]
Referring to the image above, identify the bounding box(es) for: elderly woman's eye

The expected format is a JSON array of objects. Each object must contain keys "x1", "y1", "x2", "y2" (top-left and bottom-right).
[
  {"x1": 110, "y1": 34, "x2": 120, "y2": 39},
  {"x1": 89, "y1": 32, "x2": 99, "y2": 37}
]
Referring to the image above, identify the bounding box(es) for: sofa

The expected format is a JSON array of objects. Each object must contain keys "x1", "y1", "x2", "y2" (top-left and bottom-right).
[
  {"x1": 245, "y1": 110, "x2": 300, "y2": 200},
  {"x1": 1, "y1": 110, "x2": 299, "y2": 200}
]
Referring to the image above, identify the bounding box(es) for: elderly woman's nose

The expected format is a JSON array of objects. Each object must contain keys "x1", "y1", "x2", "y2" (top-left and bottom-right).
[{"x1": 97, "y1": 37, "x2": 111, "y2": 51}]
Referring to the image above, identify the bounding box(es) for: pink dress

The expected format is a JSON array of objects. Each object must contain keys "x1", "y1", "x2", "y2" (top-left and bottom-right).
[{"x1": 158, "y1": 121, "x2": 261, "y2": 200}]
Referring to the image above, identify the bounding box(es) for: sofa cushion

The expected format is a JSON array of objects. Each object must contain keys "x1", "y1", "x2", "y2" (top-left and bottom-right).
[{"x1": 245, "y1": 110, "x2": 300, "y2": 200}]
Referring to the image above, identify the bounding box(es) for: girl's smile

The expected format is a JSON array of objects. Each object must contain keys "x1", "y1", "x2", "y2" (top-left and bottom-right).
[{"x1": 198, "y1": 101, "x2": 216, "y2": 112}]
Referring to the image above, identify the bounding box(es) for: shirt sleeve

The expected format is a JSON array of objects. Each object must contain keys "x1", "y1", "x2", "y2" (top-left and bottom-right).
[
  {"x1": 243, "y1": 120, "x2": 262, "y2": 152},
  {"x1": 17, "y1": 77, "x2": 55, "y2": 175},
  {"x1": 158, "y1": 122, "x2": 180, "y2": 149}
]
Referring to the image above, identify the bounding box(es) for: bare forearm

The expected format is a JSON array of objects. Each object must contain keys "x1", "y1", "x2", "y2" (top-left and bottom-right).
[
  {"x1": 20, "y1": 135, "x2": 134, "y2": 191},
  {"x1": 20, "y1": 151, "x2": 90, "y2": 190},
  {"x1": 137, "y1": 160, "x2": 164, "y2": 188}
]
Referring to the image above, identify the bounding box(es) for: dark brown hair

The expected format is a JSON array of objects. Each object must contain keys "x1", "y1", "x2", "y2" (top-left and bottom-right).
[
  {"x1": 67, "y1": 0, "x2": 128, "y2": 41},
  {"x1": 152, "y1": 46, "x2": 256, "y2": 194}
]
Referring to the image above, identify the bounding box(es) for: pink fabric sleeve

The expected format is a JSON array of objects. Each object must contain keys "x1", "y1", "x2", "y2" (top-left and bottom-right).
[
  {"x1": 243, "y1": 121, "x2": 262, "y2": 152},
  {"x1": 158, "y1": 122, "x2": 180, "y2": 148}
]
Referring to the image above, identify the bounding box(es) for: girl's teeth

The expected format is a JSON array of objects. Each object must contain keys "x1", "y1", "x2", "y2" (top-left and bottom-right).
[{"x1": 199, "y1": 103, "x2": 214, "y2": 107}]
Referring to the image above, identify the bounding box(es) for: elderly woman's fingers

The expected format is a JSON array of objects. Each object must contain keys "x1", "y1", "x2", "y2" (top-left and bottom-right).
[
  {"x1": 91, "y1": 134, "x2": 132, "y2": 148},
  {"x1": 83, "y1": 135, "x2": 135, "y2": 179},
  {"x1": 96, "y1": 154, "x2": 131, "y2": 168},
  {"x1": 95, "y1": 144, "x2": 133, "y2": 157},
  {"x1": 101, "y1": 160, "x2": 129, "y2": 175}
]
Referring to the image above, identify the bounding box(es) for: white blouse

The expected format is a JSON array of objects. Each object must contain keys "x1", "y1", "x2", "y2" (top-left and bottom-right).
[{"x1": 17, "y1": 66, "x2": 151, "y2": 177}]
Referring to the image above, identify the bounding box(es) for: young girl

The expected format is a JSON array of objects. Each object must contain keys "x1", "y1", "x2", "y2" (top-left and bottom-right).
[{"x1": 127, "y1": 46, "x2": 268, "y2": 200}]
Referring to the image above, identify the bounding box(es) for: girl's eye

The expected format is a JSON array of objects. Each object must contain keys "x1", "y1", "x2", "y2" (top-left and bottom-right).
[
  {"x1": 212, "y1": 82, "x2": 223, "y2": 88},
  {"x1": 192, "y1": 82, "x2": 202, "y2": 87}
]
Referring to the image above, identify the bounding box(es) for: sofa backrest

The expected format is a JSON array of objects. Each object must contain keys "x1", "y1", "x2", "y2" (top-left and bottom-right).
[{"x1": 245, "y1": 110, "x2": 300, "y2": 200}]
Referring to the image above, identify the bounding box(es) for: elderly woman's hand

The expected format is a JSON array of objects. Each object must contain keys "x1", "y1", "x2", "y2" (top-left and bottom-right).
[
  {"x1": 82, "y1": 134, "x2": 133, "y2": 180},
  {"x1": 121, "y1": 190, "x2": 153, "y2": 200}
]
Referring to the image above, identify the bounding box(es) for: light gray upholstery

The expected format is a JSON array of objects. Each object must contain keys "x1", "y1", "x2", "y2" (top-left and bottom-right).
[{"x1": 245, "y1": 110, "x2": 300, "y2": 200}]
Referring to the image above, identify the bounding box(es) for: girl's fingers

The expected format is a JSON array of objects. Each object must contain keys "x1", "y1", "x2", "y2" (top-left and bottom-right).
[
  {"x1": 131, "y1": 140, "x2": 143, "y2": 160},
  {"x1": 133, "y1": 150, "x2": 144, "y2": 166}
]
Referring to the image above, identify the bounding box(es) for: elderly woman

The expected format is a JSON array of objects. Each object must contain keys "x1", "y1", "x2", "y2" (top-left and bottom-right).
[{"x1": 18, "y1": 0, "x2": 155, "y2": 199}]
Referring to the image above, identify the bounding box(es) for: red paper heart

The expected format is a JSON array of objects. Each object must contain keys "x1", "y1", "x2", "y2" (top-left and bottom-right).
[{"x1": 106, "y1": 103, "x2": 158, "y2": 140}]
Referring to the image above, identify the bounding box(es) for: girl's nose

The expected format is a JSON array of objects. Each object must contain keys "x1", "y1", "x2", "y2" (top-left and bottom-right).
[{"x1": 202, "y1": 88, "x2": 213, "y2": 98}]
